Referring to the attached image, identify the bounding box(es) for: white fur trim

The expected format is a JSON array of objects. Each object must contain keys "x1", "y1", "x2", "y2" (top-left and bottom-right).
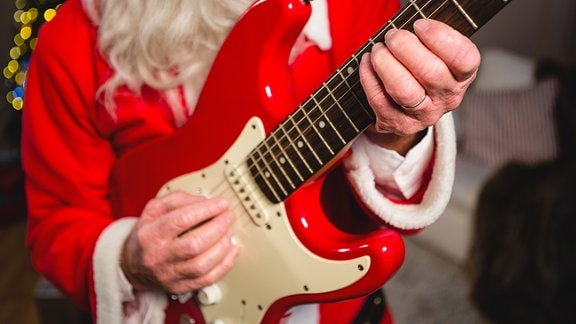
[
  {"x1": 93, "y1": 217, "x2": 168, "y2": 323},
  {"x1": 303, "y1": 0, "x2": 332, "y2": 50},
  {"x1": 344, "y1": 113, "x2": 456, "y2": 230},
  {"x1": 358, "y1": 127, "x2": 434, "y2": 199}
]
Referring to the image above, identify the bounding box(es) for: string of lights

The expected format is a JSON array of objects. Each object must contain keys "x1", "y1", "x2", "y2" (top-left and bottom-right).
[{"x1": 2, "y1": 0, "x2": 64, "y2": 111}]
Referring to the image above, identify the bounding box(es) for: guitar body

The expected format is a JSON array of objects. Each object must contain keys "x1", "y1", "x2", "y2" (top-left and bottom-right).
[
  {"x1": 111, "y1": 0, "x2": 404, "y2": 323},
  {"x1": 111, "y1": 0, "x2": 513, "y2": 321}
]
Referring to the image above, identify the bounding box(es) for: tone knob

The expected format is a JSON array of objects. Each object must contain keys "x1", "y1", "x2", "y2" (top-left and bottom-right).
[{"x1": 197, "y1": 284, "x2": 222, "y2": 305}]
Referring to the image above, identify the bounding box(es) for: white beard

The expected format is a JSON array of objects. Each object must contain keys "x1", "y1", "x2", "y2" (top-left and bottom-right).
[
  {"x1": 82, "y1": 0, "x2": 253, "y2": 124},
  {"x1": 82, "y1": 0, "x2": 330, "y2": 125}
]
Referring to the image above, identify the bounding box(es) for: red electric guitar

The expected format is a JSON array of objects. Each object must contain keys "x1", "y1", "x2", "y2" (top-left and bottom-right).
[{"x1": 110, "y1": 0, "x2": 512, "y2": 322}]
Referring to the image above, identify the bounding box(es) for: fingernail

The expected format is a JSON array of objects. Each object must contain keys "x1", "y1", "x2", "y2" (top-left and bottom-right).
[
  {"x1": 413, "y1": 19, "x2": 431, "y2": 33},
  {"x1": 384, "y1": 28, "x2": 398, "y2": 42},
  {"x1": 372, "y1": 41, "x2": 384, "y2": 48}
]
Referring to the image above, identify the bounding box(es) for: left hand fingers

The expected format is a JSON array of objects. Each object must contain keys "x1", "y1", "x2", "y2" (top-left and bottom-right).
[
  {"x1": 359, "y1": 19, "x2": 481, "y2": 136},
  {"x1": 412, "y1": 19, "x2": 481, "y2": 83},
  {"x1": 369, "y1": 19, "x2": 480, "y2": 114},
  {"x1": 359, "y1": 52, "x2": 428, "y2": 135}
]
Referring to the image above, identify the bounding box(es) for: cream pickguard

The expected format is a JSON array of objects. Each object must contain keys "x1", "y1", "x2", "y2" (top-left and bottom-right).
[{"x1": 157, "y1": 117, "x2": 370, "y2": 323}]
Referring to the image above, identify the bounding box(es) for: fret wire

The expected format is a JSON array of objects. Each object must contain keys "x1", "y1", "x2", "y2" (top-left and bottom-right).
[
  {"x1": 297, "y1": 79, "x2": 369, "y2": 149},
  {"x1": 387, "y1": 0, "x2": 480, "y2": 36},
  {"x1": 265, "y1": 140, "x2": 294, "y2": 193},
  {"x1": 391, "y1": 0, "x2": 437, "y2": 29},
  {"x1": 427, "y1": 0, "x2": 450, "y2": 21},
  {"x1": 415, "y1": 0, "x2": 481, "y2": 33},
  {"x1": 390, "y1": 3, "x2": 418, "y2": 30},
  {"x1": 268, "y1": 129, "x2": 299, "y2": 189},
  {"x1": 271, "y1": 128, "x2": 303, "y2": 184},
  {"x1": 249, "y1": 0, "x2": 445, "y2": 178},
  {"x1": 409, "y1": 0, "x2": 429, "y2": 18},
  {"x1": 298, "y1": 103, "x2": 335, "y2": 156},
  {"x1": 310, "y1": 92, "x2": 347, "y2": 144},
  {"x1": 307, "y1": 73, "x2": 367, "y2": 141},
  {"x1": 249, "y1": 151, "x2": 282, "y2": 203},
  {"x1": 258, "y1": 0, "x2": 425, "y2": 155},
  {"x1": 336, "y1": 67, "x2": 364, "y2": 129},
  {"x1": 334, "y1": 65, "x2": 370, "y2": 130},
  {"x1": 350, "y1": 53, "x2": 378, "y2": 120},
  {"x1": 311, "y1": 52, "x2": 374, "y2": 122},
  {"x1": 367, "y1": 37, "x2": 378, "y2": 48},
  {"x1": 252, "y1": 55, "x2": 370, "y2": 183},
  {"x1": 265, "y1": 109, "x2": 323, "y2": 176},
  {"x1": 277, "y1": 121, "x2": 311, "y2": 176},
  {"x1": 248, "y1": 0, "x2": 496, "y2": 202},
  {"x1": 257, "y1": 143, "x2": 289, "y2": 196},
  {"x1": 450, "y1": 0, "x2": 478, "y2": 29},
  {"x1": 315, "y1": 0, "x2": 475, "y2": 141},
  {"x1": 286, "y1": 112, "x2": 323, "y2": 167},
  {"x1": 336, "y1": 63, "x2": 375, "y2": 125},
  {"x1": 319, "y1": 50, "x2": 375, "y2": 112}
]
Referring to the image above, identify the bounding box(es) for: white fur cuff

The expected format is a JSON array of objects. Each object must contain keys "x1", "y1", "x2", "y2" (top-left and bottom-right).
[
  {"x1": 93, "y1": 217, "x2": 168, "y2": 323},
  {"x1": 344, "y1": 113, "x2": 457, "y2": 230},
  {"x1": 303, "y1": 0, "x2": 331, "y2": 50}
]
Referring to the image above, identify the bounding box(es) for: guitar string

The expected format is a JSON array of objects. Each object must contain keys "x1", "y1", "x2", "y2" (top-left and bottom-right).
[
  {"x1": 160, "y1": 0, "x2": 504, "y2": 305},
  {"x1": 185, "y1": 0, "x2": 454, "y2": 231},
  {"x1": 191, "y1": 0, "x2": 452, "y2": 219},
  {"x1": 236, "y1": 0, "x2": 453, "y2": 202}
]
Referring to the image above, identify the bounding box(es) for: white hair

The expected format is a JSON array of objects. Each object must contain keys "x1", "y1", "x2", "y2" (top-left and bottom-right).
[{"x1": 81, "y1": 0, "x2": 253, "y2": 125}]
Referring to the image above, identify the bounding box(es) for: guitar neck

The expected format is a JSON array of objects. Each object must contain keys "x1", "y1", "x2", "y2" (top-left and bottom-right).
[{"x1": 249, "y1": 0, "x2": 512, "y2": 204}]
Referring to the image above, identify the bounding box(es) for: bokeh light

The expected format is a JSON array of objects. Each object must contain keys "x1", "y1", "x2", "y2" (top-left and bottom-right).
[{"x1": 3, "y1": 0, "x2": 64, "y2": 110}]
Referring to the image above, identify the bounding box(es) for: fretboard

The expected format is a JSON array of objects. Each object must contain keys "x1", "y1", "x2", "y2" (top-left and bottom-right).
[{"x1": 249, "y1": 0, "x2": 512, "y2": 204}]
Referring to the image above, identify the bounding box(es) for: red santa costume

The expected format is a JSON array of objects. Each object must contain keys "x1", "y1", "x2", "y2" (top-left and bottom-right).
[{"x1": 21, "y1": 0, "x2": 456, "y2": 322}]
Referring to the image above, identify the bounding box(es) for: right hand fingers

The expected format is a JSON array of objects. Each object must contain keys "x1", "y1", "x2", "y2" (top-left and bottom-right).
[
  {"x1": 142, "y1": 190, "x2": 232, "y2": 238},
  {"x1": 163, "y1": 230, "x2": 239, "y2": 294},
  {"x1": 124, "y1": 190, "x2": 238, "y2": 291}
]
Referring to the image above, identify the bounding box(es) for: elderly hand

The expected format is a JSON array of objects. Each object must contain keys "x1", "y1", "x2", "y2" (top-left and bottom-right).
[
  {"x1": 359, "y1": 19, "x2": 480, "y2": 153},
  {"x1": 121, "y1": 190, "x2": 238, "y2": 295}
]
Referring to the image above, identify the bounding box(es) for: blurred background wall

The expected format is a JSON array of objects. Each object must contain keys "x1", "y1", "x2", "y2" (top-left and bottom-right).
[{"x1": 400, "y1": 0, "x2": 576, "y2": 66}]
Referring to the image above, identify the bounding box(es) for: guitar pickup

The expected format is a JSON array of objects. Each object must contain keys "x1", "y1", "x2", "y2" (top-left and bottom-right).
[{"x1": 225, "y1": 163, "x2": 270, "y2": 226}]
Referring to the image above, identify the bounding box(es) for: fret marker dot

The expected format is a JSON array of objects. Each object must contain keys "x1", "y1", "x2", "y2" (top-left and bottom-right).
[
  {"x1": 319, "y1": 121, "x2": 326, "y2": 129},
  {"x1": 347, "y1": 67, "x2": 354, "y2": 75},
  {"x1": 297, "y1": 141, "x2": 304, "y2": 148},
  {"x1": 265, "y1": 171, "x2": 271, "y2": 178},
  {"x1": 279, "y1": 157, "x2": 286, "y2": 164}
]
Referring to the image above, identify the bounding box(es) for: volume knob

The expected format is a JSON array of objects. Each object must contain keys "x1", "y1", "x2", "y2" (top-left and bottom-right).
[{"x1": 197, "y1": 284, "x2": 222, "y2": 305}]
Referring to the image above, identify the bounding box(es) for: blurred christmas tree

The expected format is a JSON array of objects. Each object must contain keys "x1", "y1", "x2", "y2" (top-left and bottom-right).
[{"x1": 2, "y1": 0, "x2": 65, "y2": 111}]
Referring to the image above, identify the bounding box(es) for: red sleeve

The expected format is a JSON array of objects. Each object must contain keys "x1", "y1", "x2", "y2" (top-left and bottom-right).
[{"x1": 21, "y1": 0, "x2": 114, "y2": 312}]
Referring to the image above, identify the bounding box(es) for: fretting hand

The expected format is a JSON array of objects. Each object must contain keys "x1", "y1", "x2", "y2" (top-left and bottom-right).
[{"x1": 359, "y1": 19, "x2": 480, "y2": 153}]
